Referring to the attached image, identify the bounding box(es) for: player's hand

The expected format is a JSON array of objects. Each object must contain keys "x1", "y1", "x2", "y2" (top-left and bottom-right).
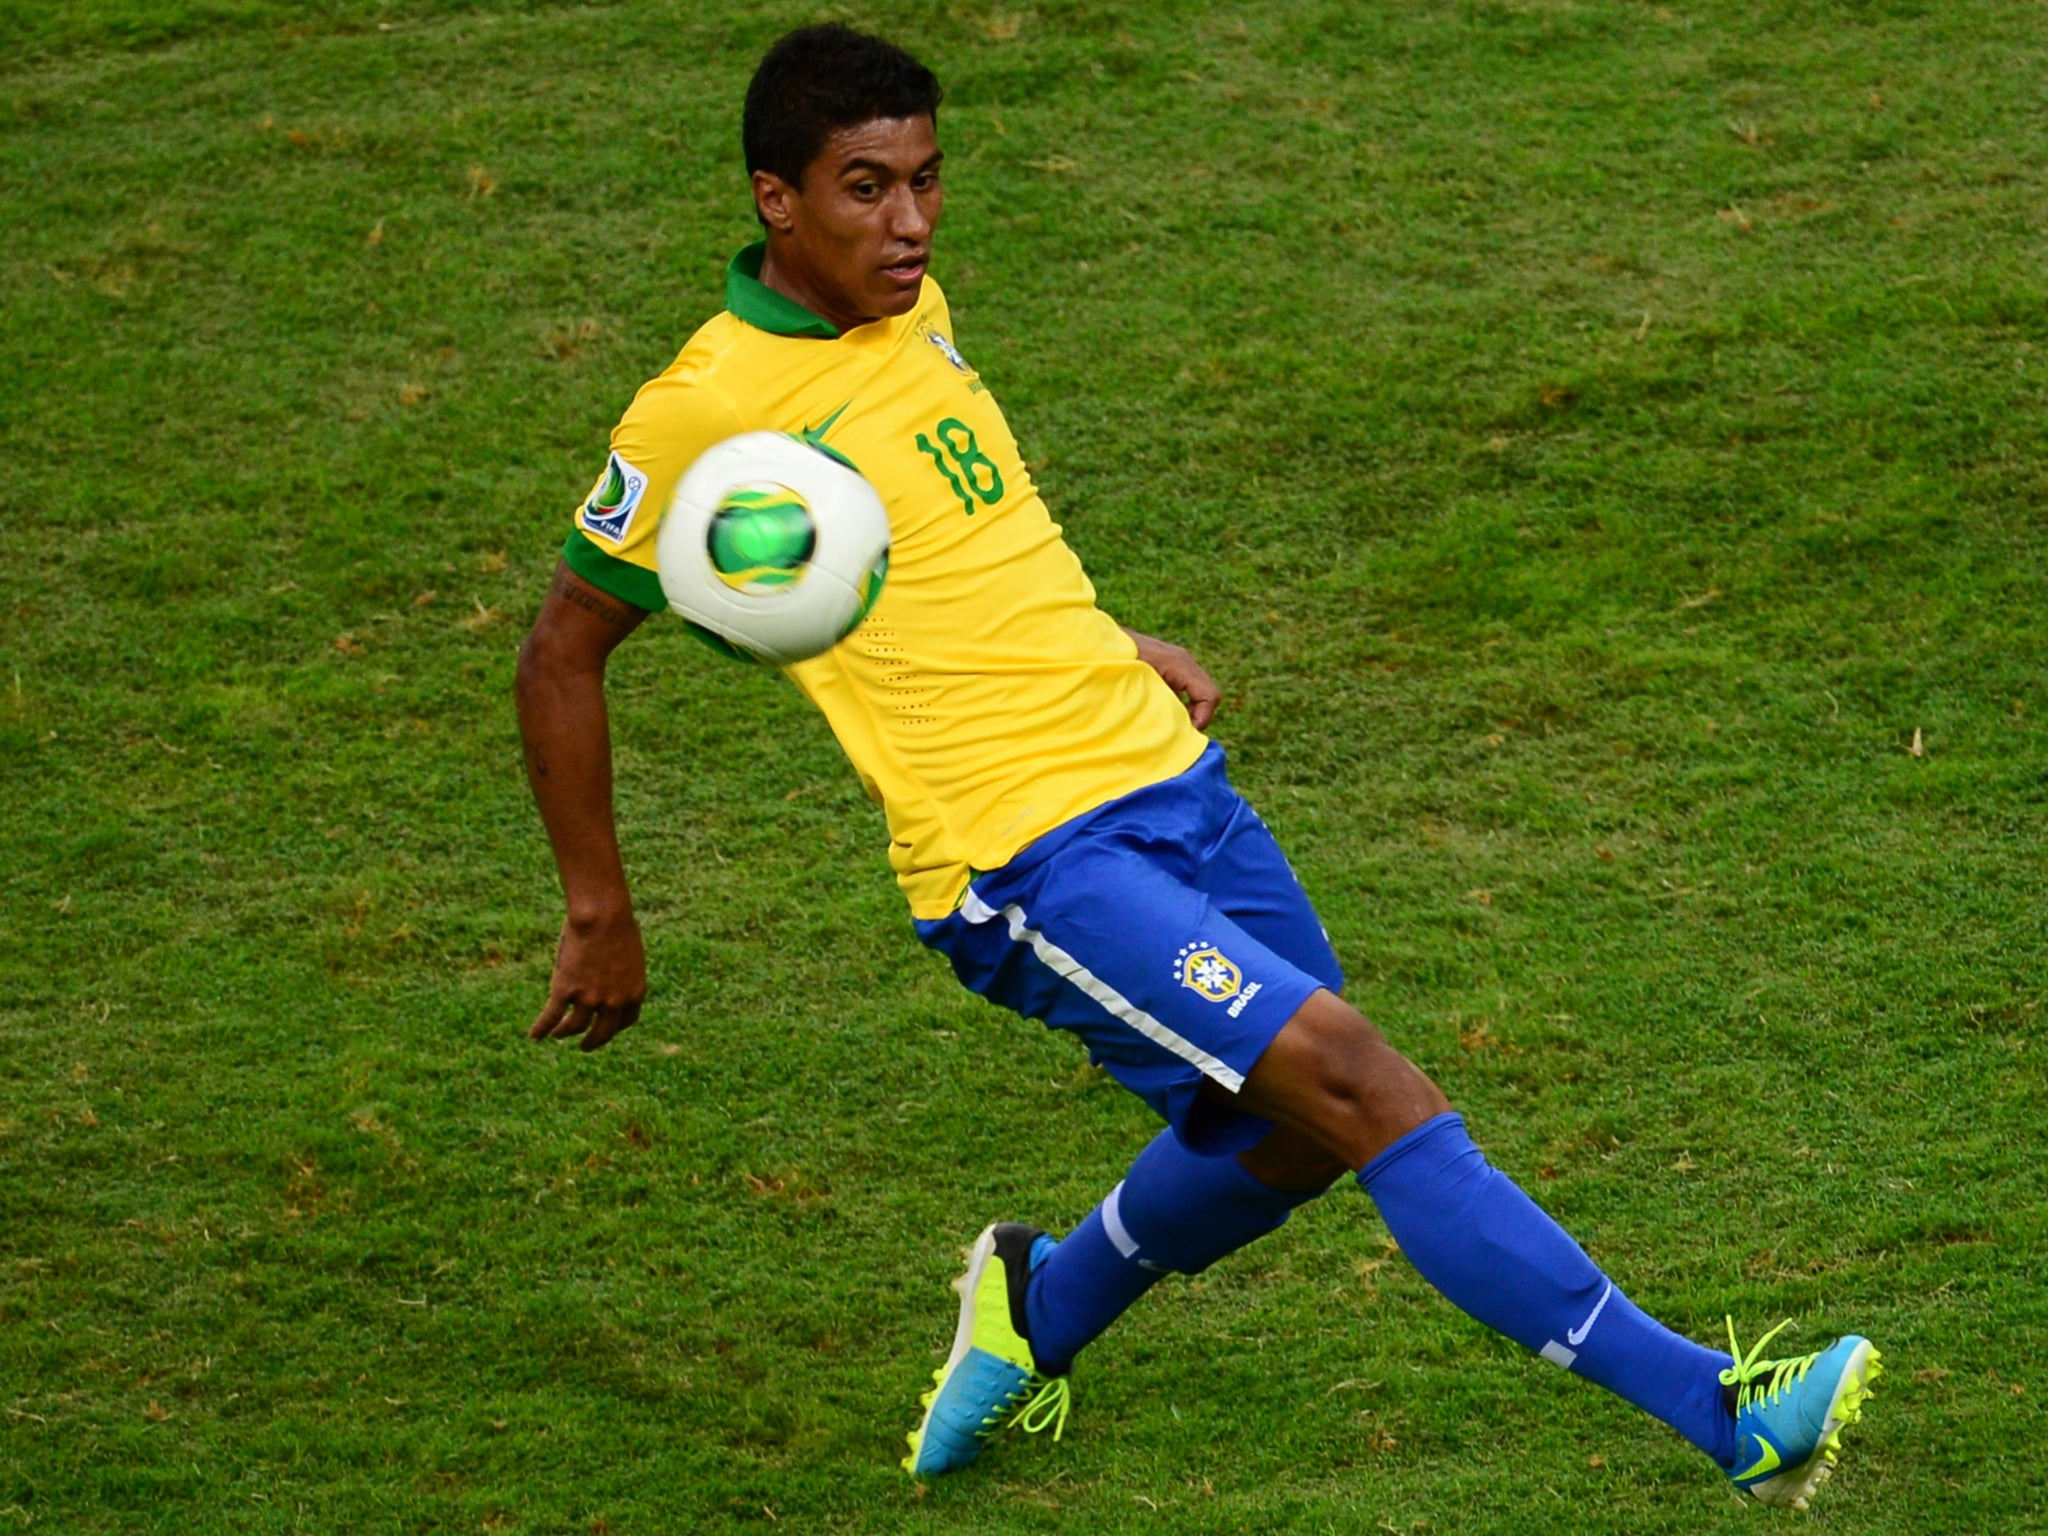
[
  {"x1": 1127, "y1": 630, "x2": 1222, "y2": 731},
  {"x1": 530, "y1": 907, "x2": 647, "y2": 1052}
]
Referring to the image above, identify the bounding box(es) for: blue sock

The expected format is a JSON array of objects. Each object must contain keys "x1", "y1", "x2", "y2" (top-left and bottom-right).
[
  {"x1": 1359, "y1": 1113, "x2": 1736, "y2": 1464},
  {"x1": 1024, "y1": 1127, "x2": 1324, "y2": 1374}
]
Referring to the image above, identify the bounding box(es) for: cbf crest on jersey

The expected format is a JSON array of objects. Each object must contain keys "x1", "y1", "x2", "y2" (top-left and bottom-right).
[
  {"x1": 581, "y1": 452, "x2": 649, "y2": 544},
  {"x1": 917, "y1": 319, "x2": 974, "y2": 376}
]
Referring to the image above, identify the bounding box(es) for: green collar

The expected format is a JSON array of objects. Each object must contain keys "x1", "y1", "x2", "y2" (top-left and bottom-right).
[{"x1": 725, "y1": 241, "x2": 840, "y2": 339}]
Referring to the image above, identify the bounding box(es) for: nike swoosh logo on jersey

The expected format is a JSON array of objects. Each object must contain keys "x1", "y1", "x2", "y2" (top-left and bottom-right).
[
  {"x1": 1566, "y1": 1281, "x2": 1614, "y2": 1346},
  {"x1": 1732, "y1": 1435, "x2": 1783, "y2": 1481},
  {"x1": 800, "y1": 399, "x2": 852, "y2": 446}
]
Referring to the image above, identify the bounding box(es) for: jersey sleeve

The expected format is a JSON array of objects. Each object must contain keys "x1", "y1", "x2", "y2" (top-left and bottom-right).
[{"x1": 563, "y1": 367, "x2": 746, "y2": 613}]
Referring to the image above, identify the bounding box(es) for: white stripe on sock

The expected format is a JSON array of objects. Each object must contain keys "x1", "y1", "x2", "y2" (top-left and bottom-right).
[
  {"x1": 1100, "y1": 1181, "x2": 1139, "y2": 1259},
  {"x1": 1540, "y1": 1340, "x2": 1578, "y2": 1370},
  {"x1": 960, "y1": 890, "x2": 1245, "y2": 1092}
]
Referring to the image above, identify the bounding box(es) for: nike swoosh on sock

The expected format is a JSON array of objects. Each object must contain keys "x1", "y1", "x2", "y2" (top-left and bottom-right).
[{"x1": 1567, "y1": 1282, "x2": 1614, "y2": 1346}]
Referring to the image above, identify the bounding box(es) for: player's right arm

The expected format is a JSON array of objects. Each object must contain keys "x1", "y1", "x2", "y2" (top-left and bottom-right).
[
  {"x1": 516, "y1": 562, "x2": 651, "y2": 1051},
  {"x1": 518, "y1": 360, "x2": 743, "y2": 1049},
  {"x1": 520, "y1": 352, "x2": 753, "y2": 1048}
]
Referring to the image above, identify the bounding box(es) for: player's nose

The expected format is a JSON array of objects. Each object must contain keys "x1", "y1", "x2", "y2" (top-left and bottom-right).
[{"x1": 887, "y1": 185, "x2": 932, "y2": 242}]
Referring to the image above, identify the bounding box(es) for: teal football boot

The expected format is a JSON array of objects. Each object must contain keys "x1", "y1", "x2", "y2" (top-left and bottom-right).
[
  {"x1": 1721, "y1": 1320, "x2": 1881, "y2": 1509},
  {"x1": 903, "y1": 1224, "x2": 1071, "y2": 1477}
]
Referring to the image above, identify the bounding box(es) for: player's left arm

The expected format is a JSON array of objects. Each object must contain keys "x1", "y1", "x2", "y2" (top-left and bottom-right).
[{"x1": 1124, "y1": 628, "x2": 1220, "y2": 731}]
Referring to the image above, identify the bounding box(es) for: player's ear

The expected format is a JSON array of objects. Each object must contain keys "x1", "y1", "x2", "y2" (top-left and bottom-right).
[{"x1": 751, "y1": 169, "x2": 798, "y2": 234}]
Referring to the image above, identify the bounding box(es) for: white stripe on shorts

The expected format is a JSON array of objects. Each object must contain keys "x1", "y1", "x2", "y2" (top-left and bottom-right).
[{"x1": 959, "y1": 889, "x2": 1246, "y2": 1093}]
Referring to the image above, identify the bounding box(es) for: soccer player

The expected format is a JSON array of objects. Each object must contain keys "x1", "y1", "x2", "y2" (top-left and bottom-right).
[{"x1": 514, "y1": 23, "x2": 1879, "y2": 1508}]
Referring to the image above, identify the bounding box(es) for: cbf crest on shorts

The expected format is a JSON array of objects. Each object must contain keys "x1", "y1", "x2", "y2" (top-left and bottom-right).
[{"x1": 1175, "y1": 942, "x2": 1242, "y2": 1003}]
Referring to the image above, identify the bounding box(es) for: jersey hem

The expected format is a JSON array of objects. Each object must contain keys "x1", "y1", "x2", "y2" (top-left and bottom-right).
[{"x1": 899, "y1": 729, "x2": 1211, "y2": 921}]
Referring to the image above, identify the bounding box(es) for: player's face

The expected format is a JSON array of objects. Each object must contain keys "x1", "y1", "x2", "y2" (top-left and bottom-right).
[{"x1": 753, "y1": 115, "x2": 945, "y2": 332}]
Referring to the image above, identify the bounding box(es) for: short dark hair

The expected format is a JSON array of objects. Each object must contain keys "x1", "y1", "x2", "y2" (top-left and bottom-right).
[{"x1": 742, "y1": 23, "x2": 943, "y2": 188}]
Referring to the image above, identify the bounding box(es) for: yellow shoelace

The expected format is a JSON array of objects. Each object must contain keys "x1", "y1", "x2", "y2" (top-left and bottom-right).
[
  {"x1": 1719, "y1": 1318, "x2": 1821, "y2": 1411},
  {"x1": 994, "y1": 1375, "x2": 1072, "y2": 1441}
]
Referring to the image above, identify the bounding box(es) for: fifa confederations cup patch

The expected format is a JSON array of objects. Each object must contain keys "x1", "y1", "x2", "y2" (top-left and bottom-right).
[{"x1": 582, "y1": 451, "x2": 649, "y2": 544}]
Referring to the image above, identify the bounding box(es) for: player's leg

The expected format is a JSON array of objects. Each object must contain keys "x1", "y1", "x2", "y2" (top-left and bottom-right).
[
  {"x1": 905, "y1": 769, "x2": 1344, "y2": 1475},
  {"x1": 1023, "y1": 773, "x2": 1358, "y2": 1375},
  {"x1": 1237, "y1": 990, "x2": 1879, "y2": 1503},
  {"x1": 1154, "y1": 758, "x2": 1874, "y2": 1501},
  {"x1": 1231, "y1": 991, "x2": 1734, "y2": 1457},
  {"x1": 1023, "y1": 1121, "x2": 1341, "y2": 1375}
]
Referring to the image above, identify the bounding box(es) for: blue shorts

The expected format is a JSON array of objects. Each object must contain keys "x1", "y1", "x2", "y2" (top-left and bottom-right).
[{"x1": 916, "y1": 743, "x2": 1343, "y2": 1156}]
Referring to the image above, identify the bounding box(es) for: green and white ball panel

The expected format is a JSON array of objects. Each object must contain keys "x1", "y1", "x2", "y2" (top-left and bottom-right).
[
  {"x1": 656, "y1": 430, "x2": 892, "y2": 666},
  {"x1": 707, "y1": 486, "x2": 817, "y2": 593}
]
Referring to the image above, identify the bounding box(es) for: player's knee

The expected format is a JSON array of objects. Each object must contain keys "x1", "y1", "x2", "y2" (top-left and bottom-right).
[
  {"x1": 1237, "y1": 1124, "x2": 1351, "y2": 1195},
  {"x1": 1252, "y1": 992, "x2": 1452, "y2": 1165},
  {"x1": 1291, "y1": 1000, "x2": 1397, "y2": 1096}
]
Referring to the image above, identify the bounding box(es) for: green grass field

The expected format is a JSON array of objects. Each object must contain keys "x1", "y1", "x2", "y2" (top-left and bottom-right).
[{"x1": 4, "y1": 1, "x2": 2046, "y2": 1530}]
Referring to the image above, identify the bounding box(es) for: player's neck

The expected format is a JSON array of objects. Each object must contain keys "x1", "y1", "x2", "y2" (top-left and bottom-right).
[{"x1": 757, "y1": 244, "x2": 879, "y2": 337}]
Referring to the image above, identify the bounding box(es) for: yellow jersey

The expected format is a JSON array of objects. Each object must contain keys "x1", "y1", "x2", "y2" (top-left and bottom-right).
[{"x1": 565, "y1": 242, "x2": 1206, "y2": 919}]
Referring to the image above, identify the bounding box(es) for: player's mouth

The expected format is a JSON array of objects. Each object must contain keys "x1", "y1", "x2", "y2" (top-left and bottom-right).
[{"x1": 882, "y1": 252, "x2": 928, "y2": 288}]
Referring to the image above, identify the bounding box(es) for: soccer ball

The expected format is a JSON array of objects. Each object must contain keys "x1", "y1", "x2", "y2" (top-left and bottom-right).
[{"x1": 656, "y1": 431, "x2": 891, "y2": 665}]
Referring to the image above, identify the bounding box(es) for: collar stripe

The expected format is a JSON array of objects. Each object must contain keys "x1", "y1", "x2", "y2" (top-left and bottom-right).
[{"x1": 725, "y1": 241, "x2": 840, "y2": 339}]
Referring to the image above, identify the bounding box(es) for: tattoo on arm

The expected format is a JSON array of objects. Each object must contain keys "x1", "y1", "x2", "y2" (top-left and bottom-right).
[{"x1": 551, "y1": 564, "x2": 638, "y2": 629}]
